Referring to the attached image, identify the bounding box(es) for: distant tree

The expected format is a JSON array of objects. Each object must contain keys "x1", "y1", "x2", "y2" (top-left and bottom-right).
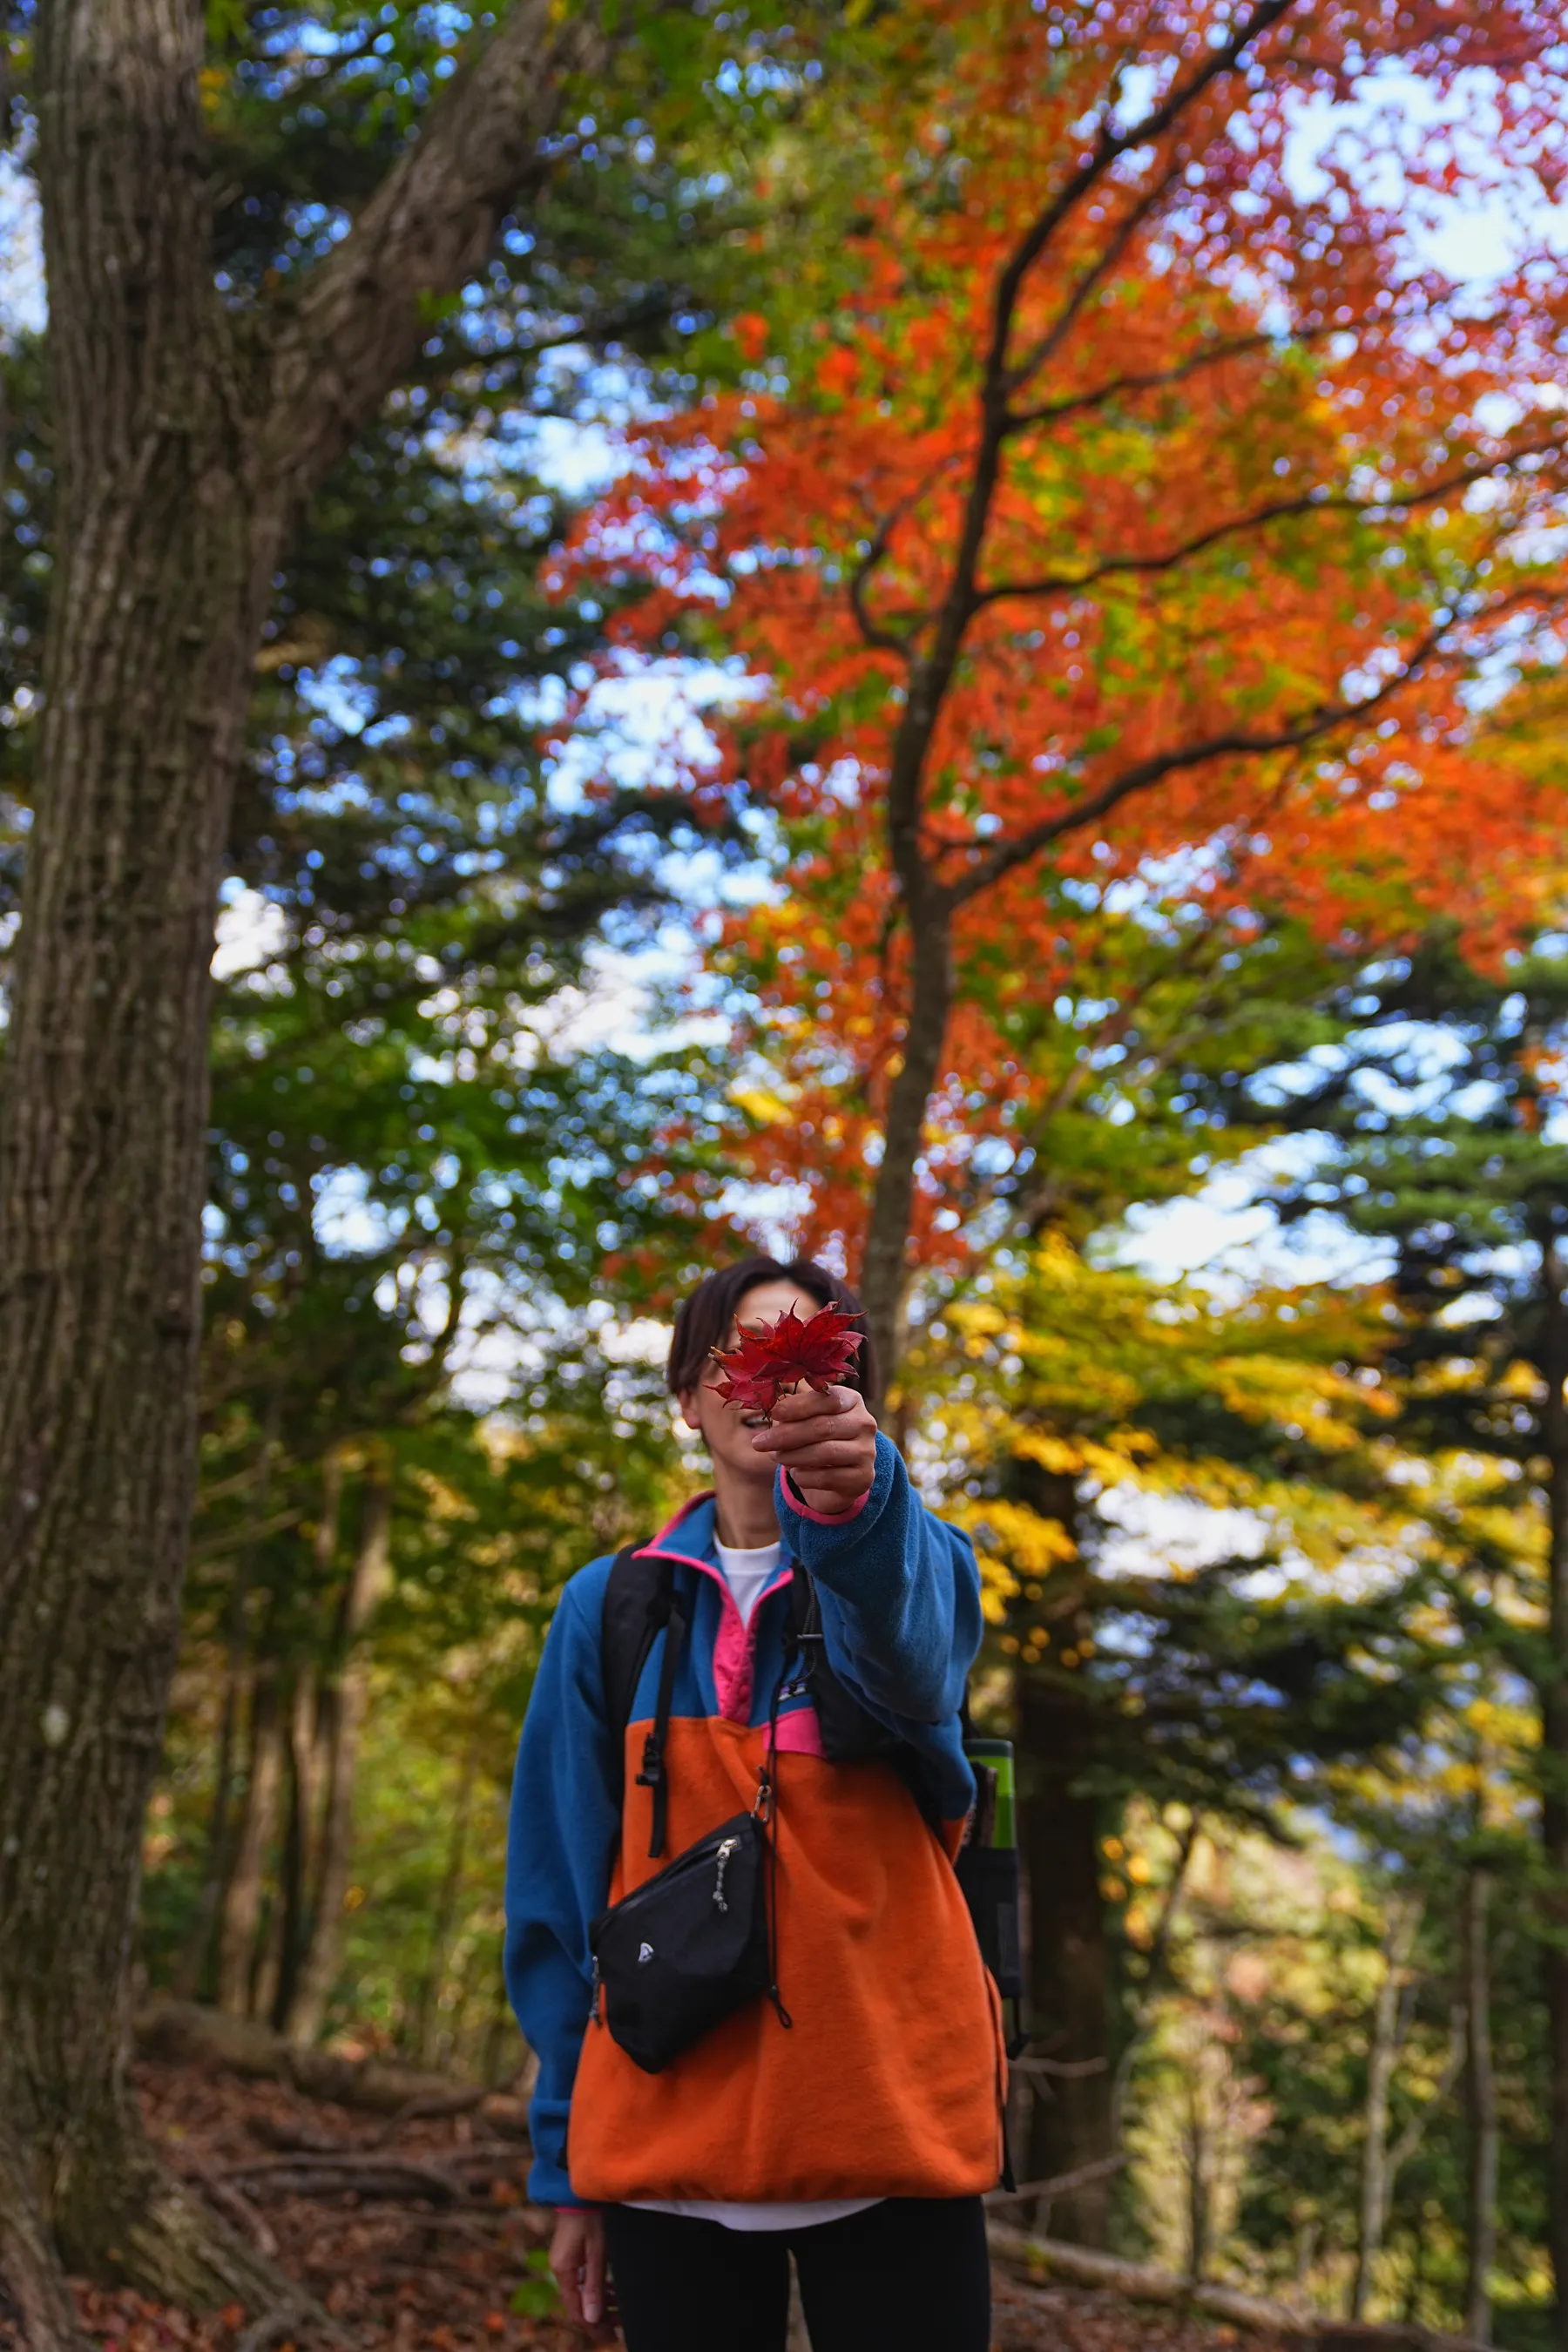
[{"x1": 1259, "y1": 933, "x2": 1568, "y2": 2338}]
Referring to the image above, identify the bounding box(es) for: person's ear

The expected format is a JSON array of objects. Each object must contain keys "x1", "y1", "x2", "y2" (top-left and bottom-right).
[{"x1": 678, "y1": 1386, "x2": 704, "y2": 1435}]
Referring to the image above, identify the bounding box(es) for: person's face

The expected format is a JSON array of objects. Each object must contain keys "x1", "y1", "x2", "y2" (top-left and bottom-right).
[{"x1": 679, "y1": 1278, "x2": 821, "y2": 1482}]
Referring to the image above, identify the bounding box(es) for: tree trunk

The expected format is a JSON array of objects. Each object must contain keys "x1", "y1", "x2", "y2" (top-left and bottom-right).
[
  {"x1": 1540, "y1": 1242, "x2": 1568, "y2": 2352},
  {"x1": 1464, "y1": 1868, "x2": 1499, "y2": 2346},
  {"x1": 267, "y1": 1454, "x2": 344, "y2": 2023},
  {"x1": 269, "y1": 1665, "x2": 321, "y2": 2026},
  {"x1": 0, "y1": 11, "x2": 287, "y2": 2318},
  {"x1": 285, "y1": 1466, "x2": 393, "y2": 2046},
  {"x1": 1019, "y1": 1673, "x2": 1112, "y2": 2245},
  {"x1": 216, "y1": 1669, "x2": 283, "y2": 2018},
  {"x1": 1183, "y1": 2068, "x2": 1209, "y2": 2282},
  {"x1": 1349, "y1": 1898, "x2": 1419, "y2": 2321},
  {"x1": 414, "y1": 1722, "x2": 481, "y2": 2066},
  {"x1": 1009, "y1": 1456, "x2": 1112, "y2": 2246},
  {"x1": 0, "y1": 0, "x2": 614, "y2": 2317},
  {"x1": 173, "y1": 1643, "x2": 244, "y2": 2004},
  {"x1": 858, "y1": 896, "x2": 953, "y2": 1396},
  {"x1": 174, "y1": 1413, "x2": 280, "y2": 2000}
]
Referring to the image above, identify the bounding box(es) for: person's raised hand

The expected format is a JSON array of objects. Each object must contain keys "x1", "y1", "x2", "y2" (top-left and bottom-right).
[
  {"x1": 549, "y1": 2206, "x2": 615, "y2": 2339},
  {"x1": 749, "y1": 1382, "x2": 877, "y2": 1517}
]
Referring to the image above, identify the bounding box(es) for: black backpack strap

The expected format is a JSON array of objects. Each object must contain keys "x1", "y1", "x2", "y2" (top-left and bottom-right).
[
  {"x1": 601, "y1": 1540, "x2": 693, "y2": 1858},
  {"x1": 786, "y1": 1558, "x2": 821, "y2": 1671},
  {"x1": 600, "y1": 1542, "x2": 672, "y2": 1803},
  {"x1": 635, "y1": 1588, "x2": 686, "y2": 1860}
]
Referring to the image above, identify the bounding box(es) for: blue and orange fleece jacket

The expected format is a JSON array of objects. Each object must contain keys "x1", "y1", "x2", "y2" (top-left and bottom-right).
[{"x1": 504, "y1": 1431, "x2": 1007, "y2": 2208}]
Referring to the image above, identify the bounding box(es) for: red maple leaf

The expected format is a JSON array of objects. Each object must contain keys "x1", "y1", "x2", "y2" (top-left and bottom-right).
[{"x1": 709, "y1": 1304, "x2": 864, "y2": 1415}]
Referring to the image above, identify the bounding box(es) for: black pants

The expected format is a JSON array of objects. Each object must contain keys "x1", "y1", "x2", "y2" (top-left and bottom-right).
[{"x1": 601, "y1": 2195, "x2": 991, "y2": 2352}]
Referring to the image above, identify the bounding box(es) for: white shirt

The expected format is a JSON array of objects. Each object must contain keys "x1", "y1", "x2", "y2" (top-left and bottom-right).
[
  {"x1": 627, "y1": 1536, "x2": 882, "y2": 2234},
  {"x1": 713, "y1": 1534, "x2": 784, "y2": 1626}
]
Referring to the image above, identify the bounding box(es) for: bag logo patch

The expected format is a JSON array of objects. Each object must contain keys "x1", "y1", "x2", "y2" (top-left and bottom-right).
[{"x1": 638, "y1": 1941, "x2": 655, "y2": 1964}]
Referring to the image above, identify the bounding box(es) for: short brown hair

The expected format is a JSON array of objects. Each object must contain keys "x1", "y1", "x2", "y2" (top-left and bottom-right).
[{"x1": 666, "y1": 1256, "x2": 879, "y2": 1409}]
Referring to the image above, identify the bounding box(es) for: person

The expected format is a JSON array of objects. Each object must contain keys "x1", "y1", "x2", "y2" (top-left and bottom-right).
[{"x1": 504, "y1": 1255, "x2": 1004, "y2": 2352}]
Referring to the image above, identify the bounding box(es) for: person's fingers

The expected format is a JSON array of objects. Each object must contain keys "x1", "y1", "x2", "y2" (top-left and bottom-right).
[
  {"x1": 767, "y1": 1383, "x2": 859, "y2": 1423},
  {"x1": 754, "y1": 1443, "x2": 874, "y2": 1486},
  {"x1": 752, "y1": 1413, "x2": 869, "y2": 1452},
  {"x1": 551, "y1": 2256, "x2": 583, "y2": 2326},
  {"x1": 550, "y1": 2217, "x2": 587, "y2": 2324},
  {"x1": 582, "y1": 2217, "x2": 608, "y2": 2329}
]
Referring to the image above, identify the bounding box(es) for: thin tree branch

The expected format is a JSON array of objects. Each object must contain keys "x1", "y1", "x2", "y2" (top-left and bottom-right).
[
  {"x1": 971, "y1": 435, "x2": 1568, "y2": 612},
  {"x1": 988, "y1": 2153, "x2": 1128, "y2": 2207},
  {"x1": 1005, "y1": 329, "x2": 1291, "y2": 435},
  {"x1": 1002, "y1": 159, "x2": 1184, "y2": 406},
  {"x1": 1385, "y1": 1997, "x2": 1467, "y2": 2188},
  {"x1": 192, "y1": 1509, "x2": 306, "y2": 1564},
  {"x1": 848, "y1": 497, "x2": 928, "y2": 655},
  {"x1": 395, "y1": 290, "x2": 683, "y2": 399},
  {"x1": 983, "y1": 1, "x2": 1299, "y2": 398},
  {"x1": 943, "y1": 617, "x2": 1451, "y2": 912}
]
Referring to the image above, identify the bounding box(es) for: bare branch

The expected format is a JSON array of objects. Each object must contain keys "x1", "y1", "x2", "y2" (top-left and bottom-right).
[
  {"x1": 988, "y1": 2153, "x2": 1128, "y2": 2207},
  {"x1": 1385, "y1": 1998, "x2": 1467, "y2": 2187}
]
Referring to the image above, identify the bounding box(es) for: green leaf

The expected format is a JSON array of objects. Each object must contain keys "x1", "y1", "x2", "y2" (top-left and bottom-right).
[{"x1": 510, "y1": 2249, "x2": 561, "y2": 2317}]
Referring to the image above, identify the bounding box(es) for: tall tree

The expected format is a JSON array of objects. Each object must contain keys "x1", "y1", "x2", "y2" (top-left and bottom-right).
[
  {"x1": 1260, "y1": 932, "x2": 1568, "y2": 2336},
  {"x1": 0, "y1": 0, "x2": 814, "y2": 2329},
  {"x1": 585, "y1": 0, "x2": 1568, "y2": 1379}
]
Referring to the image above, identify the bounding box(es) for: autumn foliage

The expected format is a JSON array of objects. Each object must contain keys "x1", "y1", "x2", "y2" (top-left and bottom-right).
[
  {"x1": 575, "y1": 0, "x2": 1568, "y2": 1347},
  {"x1": 708, "y1": 1304, "x2": 865, "y2": 1414}
]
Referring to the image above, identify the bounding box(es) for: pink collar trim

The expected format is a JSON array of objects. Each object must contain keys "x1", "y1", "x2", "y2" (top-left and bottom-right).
[{"x1": 634, "y1": 1495, "x2": 793, "y2": 1724}]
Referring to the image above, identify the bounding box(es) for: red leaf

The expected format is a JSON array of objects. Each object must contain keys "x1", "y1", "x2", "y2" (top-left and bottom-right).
[{"x1": 710, "y1": 1304, "x2": 864, "y2": 1414}]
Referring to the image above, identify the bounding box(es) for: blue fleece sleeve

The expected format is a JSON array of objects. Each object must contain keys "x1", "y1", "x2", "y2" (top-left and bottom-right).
[
  {"x1": 504, "y1": 1561, "x2": 618, "y2": 2207},
  {"x1": 774, "y1": 1433, "x2": 982, "y2": 1726}
]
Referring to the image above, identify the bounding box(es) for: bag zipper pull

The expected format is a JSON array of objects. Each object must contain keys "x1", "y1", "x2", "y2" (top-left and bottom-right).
[
  {"x1": 590, "y1": 1951, "x2": 603, "y2": 2025},
  {"x1": 713, "y1": 1835, "x2": 740, "y2": 1912}
]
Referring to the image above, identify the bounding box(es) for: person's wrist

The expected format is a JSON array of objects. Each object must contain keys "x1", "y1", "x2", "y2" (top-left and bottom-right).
[{"x1": 787, "y1": 1469, "x2": 866, "y2": 1517}]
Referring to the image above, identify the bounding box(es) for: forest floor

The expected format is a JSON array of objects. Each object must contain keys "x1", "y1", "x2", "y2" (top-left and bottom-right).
[{"x1": 10, "y1": 2050, "x2": 1299, "y2": 2352}]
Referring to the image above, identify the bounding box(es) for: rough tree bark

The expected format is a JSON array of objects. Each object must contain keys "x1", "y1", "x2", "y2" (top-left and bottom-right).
[{"x1": 0, "y1": 0, "x2": 603, "y2": 2329}]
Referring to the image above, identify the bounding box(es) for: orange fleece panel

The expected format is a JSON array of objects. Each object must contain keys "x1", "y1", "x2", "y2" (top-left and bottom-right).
[{"x1": 567, "y1": 1713, "x2": 1006, "y2": 2204}]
